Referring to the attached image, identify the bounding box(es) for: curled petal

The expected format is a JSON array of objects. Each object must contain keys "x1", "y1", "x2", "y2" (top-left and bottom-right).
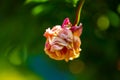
[
  {"x1": 70, "y1": 23, "x2": 82, "y2": 36},
  {"x1": 44, "y1": 28, "x2": 53, "y2": 38},
  {"x1": 73, "y1": 36, "x2": 81, "y2": 49},
  {"x1": 51, "y1": 25, "x2": 62, "y2": 34},
  {"x1": 62, "y1": 18, "x2": 72, "y2": 28},
  {"x1": 44, "y1": 25, "x2": 62, "y2": 38},
  {"x1": 50, "y1": 45, "x2": 63, "y2": 52},
  {"x1": 45, "y1": 49, "x2": 65, "y2": 60},
  {"x1": 50, "y1": 37, "x2": 68, "y2": 52},
  {"x1": 51, "y1": 37, "x2": 68, "y2": 47},
  {"x1": 45, "y1": 40, "x2": 51, "y2": 49},
  {"x1": 58, "y1": 29, "x2": 73, "y2": 42}
]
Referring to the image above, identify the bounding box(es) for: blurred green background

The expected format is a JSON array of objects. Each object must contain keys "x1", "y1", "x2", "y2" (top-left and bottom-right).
[{"x1": 0, "y1": 0, "x2": 120, "y2": 80}]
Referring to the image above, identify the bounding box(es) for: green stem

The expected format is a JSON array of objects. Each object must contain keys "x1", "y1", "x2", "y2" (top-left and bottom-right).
[{"x1": 73, "y1": 0, "x2": 85, "y2": 26}]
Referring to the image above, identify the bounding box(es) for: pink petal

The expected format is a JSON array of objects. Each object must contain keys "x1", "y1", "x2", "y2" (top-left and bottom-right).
[
  {"x1": 58, "y1": 29, "x2": 73, "y2": 42},
  {"x1": 50, "y1": 45, "x2": 63, "y2": 52},
  {"x1": 51, "y1": 37, "x2": 68, "y2": 47},
  {"x1": 45, "y1": 41, "x2": 51, "y2": 49},
  {"x1": 62, "y1": 18, "x2": 72, "y2": 28}
]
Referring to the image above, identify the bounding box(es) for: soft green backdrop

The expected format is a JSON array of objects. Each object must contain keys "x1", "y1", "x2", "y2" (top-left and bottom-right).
[{"x1": 0, "y1": 0, "x2": 120, "y2": 80}]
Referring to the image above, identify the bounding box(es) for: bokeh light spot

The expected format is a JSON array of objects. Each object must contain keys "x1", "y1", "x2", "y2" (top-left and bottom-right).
[
  {"x1": 69, "y1": 60, "x2": 85, "y2": 74},
  {"x1": 107, "y1": 11, "x2": 120, "y2": 28},
  {"x1": 97, "y1": 15, "x2": 110, "y2": 31},
  {"x1": 9, "y1": 48, "x2": 22, "y2": 65},
  {"x1": 117, "y1": 4, "x2": 120, "y2": 14}
]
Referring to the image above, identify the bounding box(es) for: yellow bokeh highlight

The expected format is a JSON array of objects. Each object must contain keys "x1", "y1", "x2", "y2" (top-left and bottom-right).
[
  {"x1": 0, "y1": 71, "x2": 25, "y2": 80},
  {"x1": 69, "y1": 60, "x2": 85, "y2": 74},
  {"x1": 97, "y1": 15, "x2": 110, "y2": 31},
  {"x1": 0, "y1": 69, "x2": 42, "y2": 80},
  {"x1": 0, "y1": 58, "x2": 43, "y2": 80}
]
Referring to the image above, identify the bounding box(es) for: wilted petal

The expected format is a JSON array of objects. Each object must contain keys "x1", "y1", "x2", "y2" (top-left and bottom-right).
[
  {"x1": 73, "y1": 36, "x2": 81, "y2": 49},
  {"x1": 50, "y1": 44, "x2": 63, "y2": 52},
  {"x1": 51, "y1": 25, "x2": 62, "y2": 35},
  {"x1": 45, "y1": 49, "x2": 65, "y2": 60},
  {"x1": 51, "y1": 37, "x2": 68, "y2": 47},
  {"x1": 58, "y1": 29, "x2": 73, "y2": 42},
  {"x1": 45, "y1": 40, "x2": 51, "y2": 49},
  {"x1": 44, "y1": 28, "x2": 53, "y2": 38},
  {"x1": 70, "y1": 23, "x2": 82, "y2": 36}
]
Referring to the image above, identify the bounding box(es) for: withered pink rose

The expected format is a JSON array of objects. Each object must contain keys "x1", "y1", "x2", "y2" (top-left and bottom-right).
[{"x1": 44, "y1": 18, "x2": 82, "y2": 62}]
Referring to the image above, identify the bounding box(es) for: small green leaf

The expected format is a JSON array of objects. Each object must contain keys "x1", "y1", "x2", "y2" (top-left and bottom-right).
[
  {"x1": 25, "y1": 0, "x2": 48, "y2": 4},
  {"x1": 31, "y1": 5, "x2": 53, "y2": 16},
  {"x1": 107, "y1": 11, "x2": 120, "y2": 28},
  {"x1": 32, "y1": 5, "x2": 45, "y2": 16}
]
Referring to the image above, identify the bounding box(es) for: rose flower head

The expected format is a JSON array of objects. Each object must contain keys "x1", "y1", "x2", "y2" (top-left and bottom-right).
[
  {"x1": 43, "y1": 0, "x2": 84, "y2": 62},
  {"x1": 44, "y1": 18, "x2": 82, "y2": 62}
]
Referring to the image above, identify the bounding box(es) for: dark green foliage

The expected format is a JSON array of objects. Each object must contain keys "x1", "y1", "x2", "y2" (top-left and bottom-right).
[{"x1": 0, "y1": 0, "x2": 120, "y2": 80}]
